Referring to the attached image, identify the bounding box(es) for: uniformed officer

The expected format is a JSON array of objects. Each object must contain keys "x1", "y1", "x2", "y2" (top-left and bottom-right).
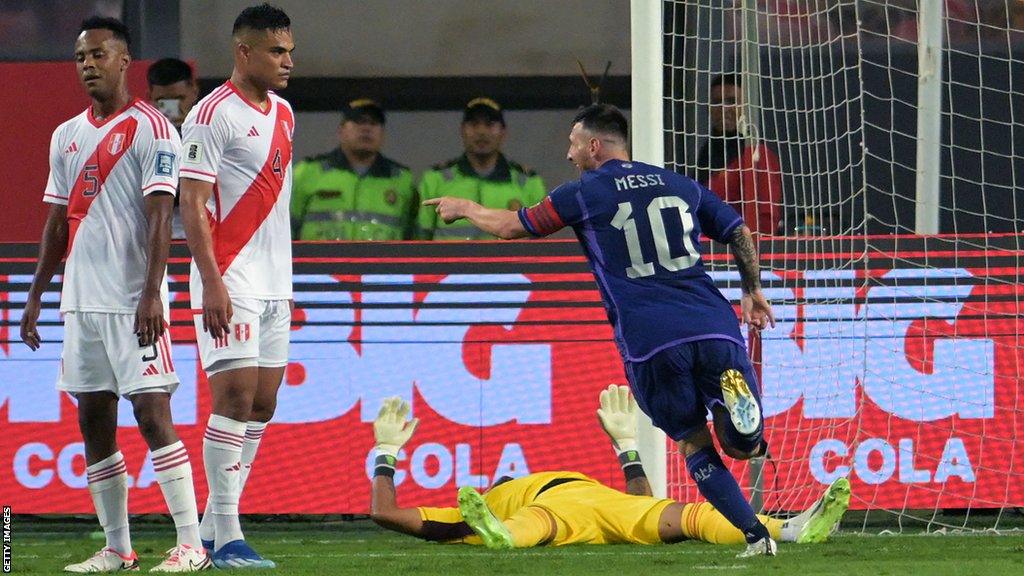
[
  {"x1": 292, "y1": 99, "x2": 417, "y2": 240},
  {"x1": 417, "y1": 97, "x2": 545, "y2": 240}
]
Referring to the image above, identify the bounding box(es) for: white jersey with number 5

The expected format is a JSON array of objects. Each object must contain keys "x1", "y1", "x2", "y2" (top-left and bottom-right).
[
  {"x1": 180, "y1": 81, "x2": 294, "y2": 306},
  {"x1": 43, "y1": 99, "x2": 180, "y2": 313}
]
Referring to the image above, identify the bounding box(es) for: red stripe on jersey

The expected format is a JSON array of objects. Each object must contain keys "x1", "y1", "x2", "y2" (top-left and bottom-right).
[
  {"x1": 139, "y1": 101, "x2": 171, "y2": 139},
  {"x1": 66, "y1": 116, "x2": 139, "y2": 256},
  {"x1": 523, "y1": 197, "x2": 566, "y2": 237},
  {"x1": 43, "y1": 192, "x2": 67, "y2": 202},
  {"x1": 211, "y1": 102, "x2": 293, "y2": 275},
  {"x1": 198, "y1": 85, "x2": 232, "y2": 125},
  {"x1": 196, "y1": 85, "x2": 230, "y2": 125},
  {"x1": 133, "y1": 101, "x2": 170, "y2": 140}
]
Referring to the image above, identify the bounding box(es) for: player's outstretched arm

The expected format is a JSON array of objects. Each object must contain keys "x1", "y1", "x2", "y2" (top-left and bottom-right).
[
  {"x1": 180, "y1": 177, "x2": 232, "y2": 339},
  {"x1": 728, "y1": 224, "x2": 775, "y2": 331},
  {"x1": 597, "y1": 384, "x2": 653, "y2": 497},
  {"x1": 21, "y1": 204, "x2": 68, "y2": 351},
  {"x1": 136, "y1": 192, "x2": 174, "y2": 347},
  {"x1": 369, "y1": 397, "x2": 425, "y2": 537},
  {"x1": 422, "y1": 197, "x2": 529, "y2": 239}
]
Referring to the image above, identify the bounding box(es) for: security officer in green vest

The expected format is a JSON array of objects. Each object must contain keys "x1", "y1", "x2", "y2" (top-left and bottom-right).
[
  {"x1": 291, "y1": 99, "x2": 417, "y2": 240},
  {"x1": 417, "y1": 97, "x2": 546, "y2": 240}
]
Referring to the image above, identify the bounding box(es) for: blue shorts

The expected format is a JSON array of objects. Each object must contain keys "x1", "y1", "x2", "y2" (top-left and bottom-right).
[{"x1": 624, "y1": 339, "x2": 763, "y2": 444}]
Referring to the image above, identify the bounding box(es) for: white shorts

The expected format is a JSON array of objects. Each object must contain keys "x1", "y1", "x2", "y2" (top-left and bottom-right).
[
  {"x1": 194, "y1": 298, "x2": 291, "y2": 373},
  {"x1": 58, "y1": 312, "x2": 179, "y2": 397}
]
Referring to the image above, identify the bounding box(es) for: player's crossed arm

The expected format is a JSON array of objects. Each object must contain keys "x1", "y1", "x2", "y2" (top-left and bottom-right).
[{"x1": 422, "y1": 197, "x2": 530, "y2": 240}]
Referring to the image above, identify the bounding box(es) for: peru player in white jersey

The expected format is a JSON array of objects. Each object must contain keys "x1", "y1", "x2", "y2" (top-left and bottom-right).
[
  {"x1": 179, "y1": 4, "x2": 294, "y2": 570},
  {"x1": 19, "y1": 18, "x2": 209, "y2": 573}
]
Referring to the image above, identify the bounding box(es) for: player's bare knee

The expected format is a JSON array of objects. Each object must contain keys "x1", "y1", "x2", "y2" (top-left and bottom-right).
[
  {"x1": 210, "y1": 385, "x2": 257, "y2": 421},
  {"x1": 131, "y1": 397, "x2": 175, "y2": 444},
  {"x1": 249, "y1": 399, "x2": 276, "y2": 422}
]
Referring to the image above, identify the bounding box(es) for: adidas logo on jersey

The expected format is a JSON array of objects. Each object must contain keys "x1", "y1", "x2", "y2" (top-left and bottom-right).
[
  {"x1": 142, "y1": 364, "x2": 160, "y2": 377},
  {"x1": 64, "y1": 141, "x2": 79, "y2": 154},
  {"x1": 247, "y1": 126, "x2": 260, "y2": 137}
]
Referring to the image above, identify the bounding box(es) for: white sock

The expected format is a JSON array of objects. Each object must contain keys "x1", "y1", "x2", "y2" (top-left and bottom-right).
[
  {"x1": 239, "y1": 421, "x2": 267, "y2": 493},
  {"x1": 86, "y1": 452, "x2": 132, "y2": 556},
  {"x1": 780, "y1": 500, "x2": 819, "y2": 542},
  {"x1": 152, "y1": 441, "x2": 201, "y2": 548},
  {"x1": 203, "y1": 414, "x2": 246, "y2": 550},
  {"x1": 199, "y1": 495, "x2": 215, "y2": 545}
]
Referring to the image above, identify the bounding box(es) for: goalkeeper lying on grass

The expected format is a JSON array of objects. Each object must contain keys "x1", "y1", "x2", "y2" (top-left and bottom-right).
[{"x1": 369, "y1": 386, "x2": 849, "y2": 553}]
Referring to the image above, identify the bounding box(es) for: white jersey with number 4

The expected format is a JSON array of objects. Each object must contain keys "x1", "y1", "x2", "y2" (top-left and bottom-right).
[
  {"x1": 43, "y1": 99, "x2": 180, "y2": 314},
  {"x1": 180, "y1": 81, "x2": 294, "y2": 306}
]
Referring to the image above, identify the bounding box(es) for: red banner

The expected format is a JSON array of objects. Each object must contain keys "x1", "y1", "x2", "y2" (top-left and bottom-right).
[{"x1": 1, "y1": 238, "x2": 1021, "y2": 513}]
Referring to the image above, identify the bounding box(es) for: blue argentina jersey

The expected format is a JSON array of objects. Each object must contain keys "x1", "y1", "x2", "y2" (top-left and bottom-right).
[{"x1": 518, "y1": 159, "x2": 744, "y2": 362}]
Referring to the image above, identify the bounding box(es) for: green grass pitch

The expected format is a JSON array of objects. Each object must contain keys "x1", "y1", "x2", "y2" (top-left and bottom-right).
[{"x1": 8, "y1": 520, "x2": 1024, "y2": 575}]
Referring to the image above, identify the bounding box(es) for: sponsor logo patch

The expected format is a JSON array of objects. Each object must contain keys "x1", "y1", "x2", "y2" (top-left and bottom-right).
[
  {"x1": 155, "y1": 152, "x2": 175, "y2": 176},
  {"x1": 184, "y1": 142, "x2": 203, "y2": 164}
]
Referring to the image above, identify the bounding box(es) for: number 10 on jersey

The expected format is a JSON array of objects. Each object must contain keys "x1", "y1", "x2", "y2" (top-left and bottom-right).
[{"x1": 611, "y1": 197, "x2": 700, "y2": 278}]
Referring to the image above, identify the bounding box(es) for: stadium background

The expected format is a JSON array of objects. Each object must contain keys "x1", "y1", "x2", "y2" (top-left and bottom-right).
[{"x1": 0, "y1": 0, "x2": 1022, "y2": 525}]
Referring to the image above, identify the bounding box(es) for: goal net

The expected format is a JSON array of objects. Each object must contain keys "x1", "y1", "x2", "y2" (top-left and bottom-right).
[{"x1": 640, "y1": 0, "x2": 1024, "y2": 531}]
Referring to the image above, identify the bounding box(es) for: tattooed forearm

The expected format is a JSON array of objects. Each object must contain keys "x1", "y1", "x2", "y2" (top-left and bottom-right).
[{"x1": 730, "y1": 225, "x2": 761, "y2": 294}]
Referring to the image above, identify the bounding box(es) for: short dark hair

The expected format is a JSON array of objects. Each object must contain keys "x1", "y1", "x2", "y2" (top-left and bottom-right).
[
  {"x1": 710, "y1": 73, "x2": 742, "y2": 90},
  {"x1": 80, "y1": 16, "x2": 131, "y2": 52},
  {"x1": 232, "y1": 3, "x2": 291, "y2": 36},
  {"x1": 147, "y1": 58, "x2": 193, "y2": 87},
  {"x1": 572, "y1": 104, "x2": 628, "y2": 142}
]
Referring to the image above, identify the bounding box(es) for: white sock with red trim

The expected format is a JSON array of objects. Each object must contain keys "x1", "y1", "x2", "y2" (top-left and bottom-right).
[
  {"x1": 152, "y1": 441, "x2": 201, "y2": 548},
  {"x1": 239, "y1": 421, "x2": 267, "y2": 493},
  {"x1": 199, "y1": 494, "x2": 214, "y2": 545},
  {"x1": 87, "y1": 451, "x2": 132, "y2": 556},
  {"x1": 203, "y1": 414, "x2": 246, "y2": 549}
]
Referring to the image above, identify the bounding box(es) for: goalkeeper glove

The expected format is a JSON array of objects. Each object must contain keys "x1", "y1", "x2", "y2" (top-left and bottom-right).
[
  {"x1": 373, "y1": 396, "x2": 420, "y2": 457},
  {"x1": 597, "y1": 384, "x2": 638, "y2": 454}
]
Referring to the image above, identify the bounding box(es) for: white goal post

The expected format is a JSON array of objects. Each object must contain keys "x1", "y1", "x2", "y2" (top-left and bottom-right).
[{"x1": 632, "y1": 0, "x2": 1024, "y2": 530}]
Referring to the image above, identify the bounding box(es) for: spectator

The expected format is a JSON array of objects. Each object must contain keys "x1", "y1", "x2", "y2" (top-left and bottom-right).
[
  {"x1": 147, "y1": 58, "x2": 199, "y2": 239},
  {"x1": 291, "y1": 99, "x2": 417, "y2": 240},
  {"x1": 146, "y1": 57, "x2": 199, "y2": 130},
  {"x1": 417, "y1": 97, "x2": 545, "y2": 240},
  {"x1": 695, "y1": 74, "x2": 782, "y2": 236}
]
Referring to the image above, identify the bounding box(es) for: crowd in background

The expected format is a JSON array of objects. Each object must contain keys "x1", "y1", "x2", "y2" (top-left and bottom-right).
[{"x1": 716, "y1": 0, "x2": 1024, "y2": 47}]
